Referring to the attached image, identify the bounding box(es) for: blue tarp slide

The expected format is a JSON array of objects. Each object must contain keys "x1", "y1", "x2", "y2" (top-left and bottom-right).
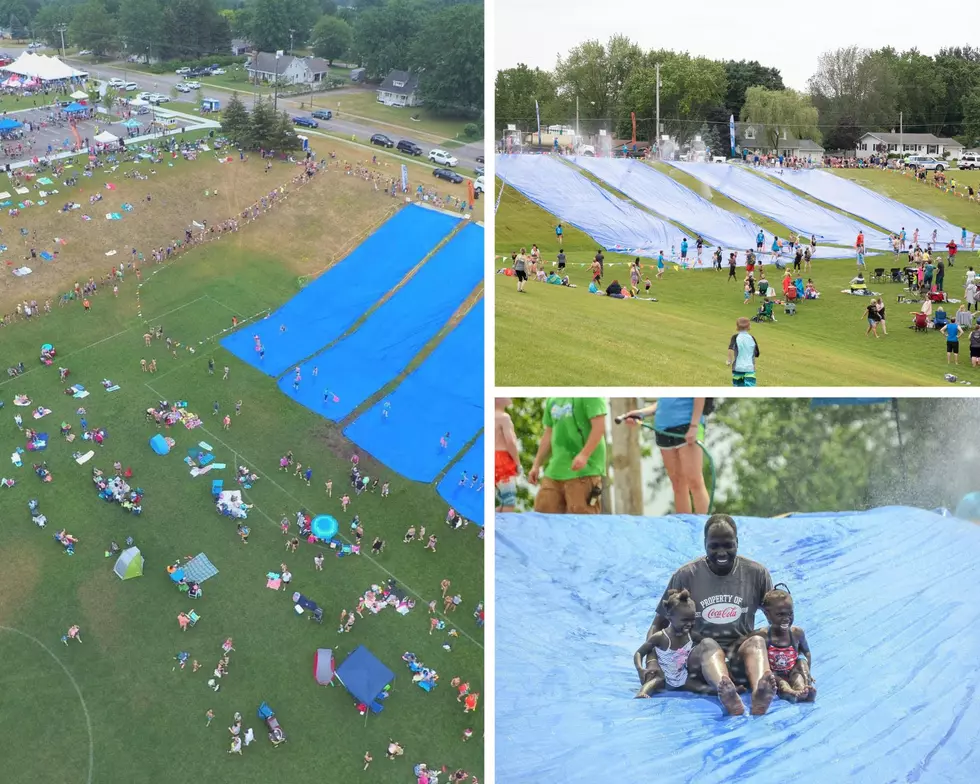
[
  {"x1": 343, "y1": 300, "x2": 483, "y2": 483},
  {"x1": 335, "y1": 645, "x2": 394, "y2": 705},
  {"x1": 221, "y1": 206, "x2": 459, "y2": 376},
  {"x1": 496, "y1": 154, "x2": 682, "y2": 258},
  {"x1": 436, "y1": 434, "x2": 484, "y2": 526},
  {"x1": 278, "y1": 224, "x2": 483, "y2": 420},
  {"x1": 759, "y1": 167, "x2": 969, "y2": 240},
  {"x1": 571, "y1": 156, "x2": 774, "y2": 251},
  {"x1": 496, "y1": 508, "x2": 980, "y2": 783},
  {"x1": 669, "y1": 162, "x2": 893, "y2": 250}
]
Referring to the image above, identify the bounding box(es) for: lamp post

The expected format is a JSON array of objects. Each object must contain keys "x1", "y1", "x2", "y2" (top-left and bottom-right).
[{"x1": 273, "y1": 50, "x2": 282, "y2": 113}]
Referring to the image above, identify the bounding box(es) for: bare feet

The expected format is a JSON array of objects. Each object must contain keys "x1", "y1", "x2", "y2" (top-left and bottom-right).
[
  {"x1": 750, "y1": 671, "x2": 778, "y2": 715},
  {"x1": 717, "y1": 676, "x2": 745, "y2": 716},
  {"x1": 800, "y1": 683, "x2": 817, "y2": 702}
]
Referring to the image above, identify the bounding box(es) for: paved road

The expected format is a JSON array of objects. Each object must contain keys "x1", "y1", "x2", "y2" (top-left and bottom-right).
[{"x1": 5, "y1": 48, "x2": 485, "y2": 172}]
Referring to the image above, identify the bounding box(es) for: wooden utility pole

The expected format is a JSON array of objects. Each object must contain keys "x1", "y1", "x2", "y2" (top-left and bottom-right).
[{"x1": 609, "y1": 398, "x2": 644, "y2": 515}]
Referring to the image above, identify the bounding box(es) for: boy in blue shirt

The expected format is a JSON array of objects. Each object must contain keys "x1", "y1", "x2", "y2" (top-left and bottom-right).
[
  {"x1": 680, "y1": 238, "x2": 689, "y2": 261},
  {"x1": 727, "y1": 317, "x2": 760, "y2": 386},
  {"x1": 555, "y1": 223, "x2": 563, "y2": 247}
]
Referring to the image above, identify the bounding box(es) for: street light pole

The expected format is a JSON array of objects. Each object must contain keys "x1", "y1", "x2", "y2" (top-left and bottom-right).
[
  {"x1": 274, "y1": 50, "x2": 282, "y2": 113},
  {"x1": 289, "y1": 30, "x2": 295, "y2": 58},
  {"x1": 57, "y1": 24, "x2": 67, "y2": 59},
  {"x1": 655, "y1": 62, "x2": 661, "y2": 160}
]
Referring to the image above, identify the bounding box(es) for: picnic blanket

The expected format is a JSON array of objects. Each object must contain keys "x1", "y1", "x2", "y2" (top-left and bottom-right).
[
  {"x1": 40, "y1": 252, "x2": 54, "y2": 261},
  {"x1": 190, "y1": 465, "x2": 213, "y2": 477},
  {"x1": 266, "y1": 574, "x2": 282, "y2": 590},
  {"x1": 106, "y1": 213, "x2": 122, "y2": 221},
  {"x1": 13, "y1": 395, "x2": 31, "y2": 406},
  {"x1": 75, "y1": 450, "x2": 95, "y2": 465},
  {"x1": 105, "y1": 385, "x2": 120, "y2": 392},
  {"x1": 38, "y1": 177, "x2": 54, "y2": 186},
  {"x1": 82, "y1": 215, "x2": 92, "y2": 221},
  {"x1": 122, "y1": 203, "x2": 134, "y2": 212},
  {"x1": 12, "y1": 267, "x2": 31, "y2": 276},
  {"x1": 182, "y1": 553, "x2": 219, "y2": 583},
  {"x1": 71, "y1": 385, "x2": 89, "y2": 399},
  {"x1": 32, "y1": 408, "x2": 52, "y2": 419},
  {"x1": 14, "y1": 187, "x2": 28, "y2": 195},
  {"x1": 10, "y1": 452, "x2": 22, "y2": 467}
]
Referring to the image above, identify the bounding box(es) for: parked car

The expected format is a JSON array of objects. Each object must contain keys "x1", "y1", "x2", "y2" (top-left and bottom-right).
[
  {"x1": 310, "y1": 109, "x2": 332, "y2": 120},
  {"x1": 428, "y1": 148, "x2": 458, "y2": 166},
  {"x1": 175, "y1": 67, "x2": 191, "y2": 75},
  {"x1": 137, "y1": 91, "x2": 152, "y2": 100},
  {"x1": 371, "y1": 133, "x2": 394, "y2": 148},
  {"x1": 107, "y1": 77, "x2": 125, "y2": 87},
  {"x1": 474, "y1": 166, "x2": 485, "y2": 177},
  {"x1": 904, "y1": 155, "x2": 946, "y2": 172},
  {"x1": 77, "y1": 50, "x2": 93, "y2": 56},
  {"x1": 210, "y1": 68, "x2": 226, "y2": 75},
  {"x1": 397, "y1": 140, "x2": 423, "y2": 156},
  {"x1": 293, "y1": 117, "x2": 318, "y2": 128},
  {"x1": 149, "y1": 94, "x2": 169, "y2": 105},
  {"x1": 184, "y1": 81, "x2": 202, "y2": 89},
  {"x1": 958, "y1": 152, "x2": 980, "y2": 170},
  {"x1": 175, "y1": 84, "x2": 191, "y2": 93},
  {"x1": 474, "y1": 175, "x2": 484, "y2": 193},
  {"x1": 433, "y1": 167, "x2": 463, "y2": 184},
  {"x1": 123, "y1": 82, "x2": 139, "y2": 91}
]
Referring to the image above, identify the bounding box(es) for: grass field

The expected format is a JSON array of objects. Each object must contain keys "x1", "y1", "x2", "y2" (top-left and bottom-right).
[
  {"x1": 328, "y1": 91, "x2": 479, "y2": 144},
  {"x1": 0, "y1": 178, "x2": 484, "y2": 781},
  {"x1": 494, "y1": 173, "x2": 980, "y2": 386}
]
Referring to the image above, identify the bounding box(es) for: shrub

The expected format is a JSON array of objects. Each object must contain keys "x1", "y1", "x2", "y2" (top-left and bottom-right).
[{"x1": 463, "y1": 123, "x2": 479, "y2": 139}]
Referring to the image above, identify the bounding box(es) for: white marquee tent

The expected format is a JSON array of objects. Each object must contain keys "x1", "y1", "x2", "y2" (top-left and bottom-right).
[
  {"x1": 1, "y1": 52, "x2": 87, "y2": 81},
  {"x1": 94, "y1": 131, "x2": 119, "y2": 144}
]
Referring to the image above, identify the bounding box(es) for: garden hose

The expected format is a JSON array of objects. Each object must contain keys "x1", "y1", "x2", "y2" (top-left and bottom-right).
[{"x1": 613, "y1": 415, "x2": 717, "y2": 514}]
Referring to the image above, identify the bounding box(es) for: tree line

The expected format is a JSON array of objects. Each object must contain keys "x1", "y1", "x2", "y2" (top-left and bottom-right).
[
  {"x1": 496, "y1": 36, "x2": 980, "y2": 150},
  {"x1": 25, "y1": 0, "x2": 483, "y2": 119},
  {"x1": 220, "y1": 90, "x2": 301, "y2": 151}
]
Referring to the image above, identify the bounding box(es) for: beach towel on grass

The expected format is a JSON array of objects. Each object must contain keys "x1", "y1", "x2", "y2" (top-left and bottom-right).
[
  {"x1": 105, "y1": 183, "x2": 117, "y2": 190},
  {"x1": 122, "y1": 203, "x2": 133, "y2": 212},
  {"x1": 14, "y1": 187, "x2": 28, "y2": 195},
  {"x1": 38, "y1": 177, "x2": 54, "y2": 186},
  {"x1": 106, "y1": 213, "x2": 122, "y2": 220},
  {"x1": 105, "y1": 385, "x2": 120, "y2": 392},
  {"x1": 11, "y1": 452, "x2": 22, "y2": 467},
  {"x1": 40, "y1": 252, "x2": 54, "y2": 261},
  {"x1": 75, "y1": 450, "x2": 95, "y2": 465},
  {"x1": 104, "y1": 250, "x2": 116, "y2": 256},
  {"x1": 82, "y1": 215, "x2": 92, "y2": 221},
  {"x1": 12, "y1": 267, "x2": 31, "y2": 276},
  {"x1": 33, "y1": 408, "x2": 52, "y2": 419}
]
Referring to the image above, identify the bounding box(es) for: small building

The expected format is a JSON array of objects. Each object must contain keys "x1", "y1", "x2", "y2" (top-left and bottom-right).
[
  {"x1": 245, "y1": 53, "x2": 330, "y2": 86},
  {"x1": 231, "y1": 38, "x2": 251, "y2": 56},
  {"x1": 349, "y1": 67, "x2": 365, "y2": 82},
  {"x1": 376, "y1": 69, "x2": 421, "y2": 108},
  {"x1": 736, "y1": 123, "x2": 824, "y2": 159},
  {"x1": 855, "y1": 131, "x2": 964, "y2": 160}
]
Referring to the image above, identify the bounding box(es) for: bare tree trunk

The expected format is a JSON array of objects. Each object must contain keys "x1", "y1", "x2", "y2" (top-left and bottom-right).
[{"x1": 609, "y1": 398, "x2": 644, "y2": 515}]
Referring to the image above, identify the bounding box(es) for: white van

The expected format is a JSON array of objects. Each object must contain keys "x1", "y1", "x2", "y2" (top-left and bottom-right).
[{"x1": 958, "y1": 152, "x2": 980, "y2": 170}]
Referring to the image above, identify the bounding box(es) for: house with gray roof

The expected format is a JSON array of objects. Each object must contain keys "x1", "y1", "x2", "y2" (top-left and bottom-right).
[
  {"x1": 245, "y1": 52, "x2": 330, "y2": 85},
  {"x1": 377, "y1": 69, "x2": 421, "y2": 107},
  {"x1": 855, "y1": 131, "x2": 964, "y2": 160},
  {"x1": 736, "y1": 122, "x2": 824, "y2": 158}
]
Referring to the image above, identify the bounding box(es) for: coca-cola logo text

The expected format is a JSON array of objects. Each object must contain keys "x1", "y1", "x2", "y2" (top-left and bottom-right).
[{"x1": 701, "y1": 604, "x2": 743, "y2": 624}]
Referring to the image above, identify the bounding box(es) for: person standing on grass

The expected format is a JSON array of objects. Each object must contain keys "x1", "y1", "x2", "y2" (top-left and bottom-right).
[
  {"x1": 727, "y1": 317, "x2": 760, "y2": 387},
  {"x1": 728, "y1": 253, "x2": 737, "y2": 282},
  {"x1": 866, "y1": 301, "x2": 881, "y2": 338},
  {"x1": 512, "y1": 250, "x2": 527, "y2": 293},
  {"x1": 527, "y1": 398, "x2": 607, "y2": 515},
  {"x1": 875, "y1": 298, "x2": 888, "y2": 336},
  {"x1": 970, "y1": 323, "x2": 980, "y2": 367},
  {"x1": 944, "y1": 321, "x2": 963, "y2": 365},
  {"x1": 555, "y1": 222, "x2": 563, "y2": 248},
  {"x1": 937, "y1": 257, "x2": 946, "y2": 292},
  {"x1": 208, "y1": 358, "x2": 214, "y2": 375}
]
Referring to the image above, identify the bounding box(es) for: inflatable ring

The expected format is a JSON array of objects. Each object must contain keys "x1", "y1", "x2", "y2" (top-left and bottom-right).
[{"x1": 311, "y1": 514, "x2": 338, "y2": 541}]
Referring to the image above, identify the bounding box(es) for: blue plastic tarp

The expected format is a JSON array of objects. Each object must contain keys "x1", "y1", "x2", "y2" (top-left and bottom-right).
[
  {"x1": 343, "y1": 300, "x2": 483, "y2": 483},
  {"x1": 571, "y1": 156, "x2": 773, "y2": 251},
  {"x1": 0, "y1": 118, "x2": 23, "y2": 130},
  {"x1": 669, "y1": 162, "x2": 893, "y2": 250},
  {"x1": 336, "y1": 645, "x2": 394, "y2": 705},
  {"x1": 278, "y1": 223, "x2": 483, "y2": 420},
  {"x1": 436, "y1": 434, "x2": 484, "y2": 526},
  {"x1": 495, "y1": 508, "x2": 980, "y2": 782},
  {"x1": 221, "y1": 205, "x2": 460, "y2": 376},
  {"x1": 496, "y1": 154, "x2": 682, "y2": 258},
  {"x1": 760, "y1": 168, "x2": 969, "y2": 241}
]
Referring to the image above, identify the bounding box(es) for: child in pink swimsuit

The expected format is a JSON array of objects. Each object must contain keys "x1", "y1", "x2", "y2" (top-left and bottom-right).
[{"x1": 749, "y1": 585, "x2": 815, "y2": 702}]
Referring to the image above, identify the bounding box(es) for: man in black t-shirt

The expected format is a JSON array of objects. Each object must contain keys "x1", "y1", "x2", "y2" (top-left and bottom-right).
[
  {"x1": 646, "y1": 514, "x2": 776, "y2": 715},
  {"x1": 556, "y1": 250, "x2": 566, "y2": 271}
]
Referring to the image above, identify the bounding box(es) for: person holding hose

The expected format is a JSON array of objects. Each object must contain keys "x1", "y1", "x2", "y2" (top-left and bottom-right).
[
  {"x1": 622, "y1": 399, "x2": 711, "y2": 514},
  {"x1": 528, "y1": 398, "x2": 607, "y2": 514}
]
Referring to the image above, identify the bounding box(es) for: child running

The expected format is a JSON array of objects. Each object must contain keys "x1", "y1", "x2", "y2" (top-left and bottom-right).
[
  {"x1": 727, "y1": 317, "x2": 760, "y2": 387},
  {"x1": 633, "y1": 589, "x2": 714, "y2": 698}
]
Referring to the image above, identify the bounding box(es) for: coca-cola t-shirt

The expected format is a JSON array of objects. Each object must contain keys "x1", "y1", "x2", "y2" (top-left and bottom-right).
[{"x1": 655, "y1": 556, "x2": 773, "y2": 650}]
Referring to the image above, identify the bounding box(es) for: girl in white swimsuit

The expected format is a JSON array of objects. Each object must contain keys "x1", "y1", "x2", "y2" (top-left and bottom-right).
[{"x1": 634, "y1": 588, "x2": 709, "y2": 697}]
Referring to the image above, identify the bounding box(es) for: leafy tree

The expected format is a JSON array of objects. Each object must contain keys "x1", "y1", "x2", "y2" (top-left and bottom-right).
[
  {"x1": 311, "y1": 14, "x2": 351, "y2": 65},
  {"x1": 32, "y1": 3, "x2": 77, "y2": 46},
  {"x1": 494, "y1": 64, "x2": 561, "y2": 135},
  {"x1": 740, "y1": 86, "x2": 821, "y2": 150},
  {"x1": 249, "y1": 96, "x2": 278, "y2": 148},
  {"x1": 248, "y1": 0, "x2": 315, "y2": 52},
  {"x1": 723, "y1": 60, "x2": 783, "y2": 120},
  {"x1": 962, "y1": 88, "x2": 980, "y2": 146},
  {"x1": 274, "y1": 109, "x2": 301, "y2": 149},
  {"x1": 102, "y1": 84, "x2": 120, "y2": 111},
  {"x1": 0, "y1": 0, "x2": 32, "y2": 38},
  {"x1": 220, "y1": 90, "x2": 251, "y2": 145},
  {"x1": 157, "y1": 0, "x2": 231, "y2": 61},
  {"x1": 68, "y1": 0, "x2": 118, "y2": 56},
  {"x1": 352, "y1": 0, "x2": 429, "y2": 80},
  {"x1": 824, "y1": 115, "x2": 861, "y2": 152},
  {"x1": 169, "y1": 83, "x2": 180, "y2": 102},
  {"x1": 117, "y1": 0, "x2": 162, "y2": 58},
  {"x1": 411, "y1": 1, "x2": 482, "y2": 117}
]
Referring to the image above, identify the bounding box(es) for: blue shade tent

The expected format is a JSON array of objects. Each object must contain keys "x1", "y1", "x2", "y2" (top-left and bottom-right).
[
  {"x1": 122, "y1": 119, "x2": 141, "y2": 128},
  {"x1": 63, "y1": 102, "x2": 86, "y2": 113},
  {"x1": 335, "y1": 646, "x2": 394, "y2": 714},
  {"x1": 0, "y1": 118, "x2": 23, "y2": 131},
  {"x1": 496, "y1": 509, "x2": 980, "y2": 783}
]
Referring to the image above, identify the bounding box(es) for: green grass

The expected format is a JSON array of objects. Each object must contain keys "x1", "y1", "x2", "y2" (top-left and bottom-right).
[
  {"x1": 328, "y1": 91, "x2": 479, "y2": 143},
  {"x1": 494, "y1": 184, "x2": 980, "y2": 386},
  {"x1": 0, "y1": 216, "x2": 484, "y2": 781}
]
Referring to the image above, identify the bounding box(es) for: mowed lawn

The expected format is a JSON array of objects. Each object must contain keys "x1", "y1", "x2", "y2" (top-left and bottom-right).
[
  {"x1": 495, "y1": 183, "x2": 980, "y2": 386},
  {"x1": 0, "y1": 218, "x2": 484, "y2": 780}
]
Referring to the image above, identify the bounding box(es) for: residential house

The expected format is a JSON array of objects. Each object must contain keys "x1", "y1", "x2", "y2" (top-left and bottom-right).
[
  {"x1": 245, "y1": 52, "x2": 330, "y2": 85},
  {"x1": 855, "y1": 131, "x2": 964, "y2": 160},
  {"x1": 377, "y1": 69, "x2": 421, "y2": 107},
  {"x1": 736, "y1": 123, "x2": 825, "y2": 158},
  {"x1": 231, "y1": 39, "x2": 251, "y2": 56}
]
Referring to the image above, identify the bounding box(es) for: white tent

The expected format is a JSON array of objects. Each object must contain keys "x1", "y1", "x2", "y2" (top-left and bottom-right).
[
  {"x1": 1, "y1": 52, "x2": 86, "y2": 81},
  {"x1": 94, "y1": 131, "x2": 119, "y2": 144},
  {"x1": 70, "y1": 90, "x2": 88, "y2": 99}
]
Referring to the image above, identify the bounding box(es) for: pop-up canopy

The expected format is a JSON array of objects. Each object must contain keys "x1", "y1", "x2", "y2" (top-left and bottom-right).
[{"x1": 314, "y1": 648, "x2": 335, "y2": 685}]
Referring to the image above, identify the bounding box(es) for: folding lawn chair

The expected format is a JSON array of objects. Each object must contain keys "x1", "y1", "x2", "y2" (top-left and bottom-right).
[
  {"x1": 890, "y1": 268, "x2": 903, "y2": 283},
  {"x1": 751, "y1": 300, "x2": 776, "y2": 323},
  {"x1": 185, "y1": 609, "x2": 201, "y2": 627},
  {"x1": 872, "y1": 268, "x2": 886, "y2": 283}
]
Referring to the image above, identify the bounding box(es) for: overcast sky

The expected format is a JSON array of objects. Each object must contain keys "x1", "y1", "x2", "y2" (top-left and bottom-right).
[{"x1": 495, "y1": 0, "x2": 980, "y2": 90}]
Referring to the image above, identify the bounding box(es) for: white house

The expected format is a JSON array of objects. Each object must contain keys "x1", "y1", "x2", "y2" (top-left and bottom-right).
[
  {"x1": 855, "y1": 132, "x2": 964, "y2": 160},
  {"x1": 245, "y1": 53, "x2": 329, "y2": 85},
  {"x1": 377, "y1": 69, "x2": 421, "y2": 107}
]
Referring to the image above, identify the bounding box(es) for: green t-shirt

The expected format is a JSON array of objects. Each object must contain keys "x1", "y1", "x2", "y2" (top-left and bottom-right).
[{"x1": 542, "y1": 398, "x2": 608, "y2": 480}]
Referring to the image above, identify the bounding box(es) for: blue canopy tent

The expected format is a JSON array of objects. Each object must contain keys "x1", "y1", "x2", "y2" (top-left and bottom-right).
[
  {"x1": 0, "y1": 118, "x2": 23, "y2": 131},
  {"x1": 122, "y1": 119, "x2": 141, "y2": 128},
  {"x1": 335, "y1": 645, "x2": 394, "y2": 723},
  {"x1": 63, "y1": 102, "x2": 86, "y2": 114}
]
